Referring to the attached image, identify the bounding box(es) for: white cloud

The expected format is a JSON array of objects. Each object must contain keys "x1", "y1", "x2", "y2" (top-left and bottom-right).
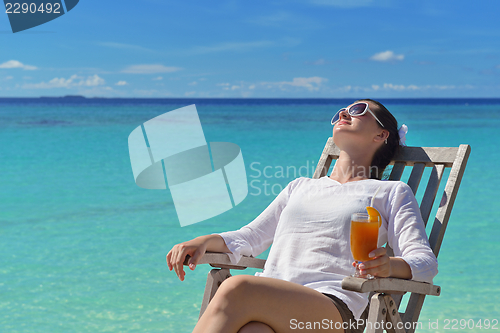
[
  {"x1": 314, "y1": 59, "x2": 327, "y2": 65},
  {"x1": 152, "y1": 76, "x2": 163, "y2": 81},
  {"x1": 183, "y1": 38, "x2": 300, "y2": 56},
  {"x1": 132, "y1": 89, "x2": 172, "y2": 97},
  {"x1": 0, "y1": 60, "x2": 37, "y2": 70},
  {"x1": 23, "y1": 74, "x2": 105, "y2": 89},
  {"x1": 309, "y1": 0, "x2": 375, "y2": 7},
  {"x1": 219, "y1": 82, "x2": 241, "y2": 91},
  {"x1": 269, "y1": 76, "x2": 328, "y2": 91},
  {"x1": 216, "y1": 77, "x2": 328, "y2": 93},
  {"x1": 190, "y1": 41, "x2": 275, "y2": 54},
  {"x1": 384, "y1": 83, "x2": 412, "y2": 91},
  {"x1": 370, "y1": 51, "x2": 405, "y2": 62},
  {"x1": 122, "y1": 64, "x2": 182, "y2": 74},
  {"x1": 98, "y1": 42, "x2": 153, "y2": 52},
  {"x1": 116, "y1": 81, "x2": 128, "y2": 86},
  {"x1": 247, "y1": 12, "x2": 292, "y2": 27},
  {"x1": 83, "y1": 75, "x2": 105, "y2": 87},
  {"x1": 371, "y1": 83, "x2": 464, "y2": 91}
]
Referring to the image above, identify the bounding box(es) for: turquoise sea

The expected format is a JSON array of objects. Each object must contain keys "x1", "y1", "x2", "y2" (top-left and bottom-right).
[{"x1": 1, "y1": 98, "x2": 499, "y2": 332}]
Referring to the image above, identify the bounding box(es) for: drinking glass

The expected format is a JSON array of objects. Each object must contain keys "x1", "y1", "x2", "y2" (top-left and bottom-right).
[{"x1": 350, "y1": 213, "x2": 380, "y2": 278}]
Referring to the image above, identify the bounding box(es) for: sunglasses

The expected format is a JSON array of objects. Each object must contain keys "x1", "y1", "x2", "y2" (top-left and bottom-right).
[{"x1": 331, "y1": 102, "x2": 384, "y2": 128}]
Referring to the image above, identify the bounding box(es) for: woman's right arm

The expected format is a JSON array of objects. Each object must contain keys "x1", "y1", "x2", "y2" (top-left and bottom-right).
[
  {"x1": 166, "y1": 234, "x2": 230, "y2": 281},
  {"x1": 167, "y1": 178, "x2": 303, "y2": 281}
]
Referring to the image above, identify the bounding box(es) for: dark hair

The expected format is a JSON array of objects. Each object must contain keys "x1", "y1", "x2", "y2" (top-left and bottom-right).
[{"x1": 356, "y1": 99, "x2": 400, "y2": 180}]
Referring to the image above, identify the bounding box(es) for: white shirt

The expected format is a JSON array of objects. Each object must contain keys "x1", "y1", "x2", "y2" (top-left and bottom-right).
[{"x1": 219, "y1": 177, "x2": 438, "y2": 319}]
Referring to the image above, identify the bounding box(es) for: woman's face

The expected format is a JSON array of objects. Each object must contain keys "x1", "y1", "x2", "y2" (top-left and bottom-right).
[{"x1": 332, "y1": 101, "x2": 386, "y2": 148}]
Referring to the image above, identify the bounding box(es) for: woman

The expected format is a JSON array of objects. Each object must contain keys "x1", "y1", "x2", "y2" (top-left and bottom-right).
[{"x1": 167, "y1": 99, "x2": 438, "y2": 333}]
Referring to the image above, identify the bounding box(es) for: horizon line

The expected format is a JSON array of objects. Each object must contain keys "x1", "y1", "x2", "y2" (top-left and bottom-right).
[{"x1": 1, "y1": 95, "x2": 500, "y2": 100}]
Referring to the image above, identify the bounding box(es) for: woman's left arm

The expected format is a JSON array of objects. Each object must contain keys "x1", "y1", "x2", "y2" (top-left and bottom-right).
[
  {"x1": 357, "y1": 182, "x2": 438, "y2": 281},
  {"x1": 356, "y1": 247, "x2": 412, "y2": 279}
]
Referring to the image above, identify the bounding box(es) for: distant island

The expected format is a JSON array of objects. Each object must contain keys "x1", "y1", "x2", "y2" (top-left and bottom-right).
[{"x1": 40, "y1": 95, "x2": 87, "y2": 99}]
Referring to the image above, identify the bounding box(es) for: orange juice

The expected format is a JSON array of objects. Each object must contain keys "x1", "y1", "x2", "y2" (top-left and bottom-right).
[{"x1": 350, "y1": 218, "x2": 379, "y2": 261}]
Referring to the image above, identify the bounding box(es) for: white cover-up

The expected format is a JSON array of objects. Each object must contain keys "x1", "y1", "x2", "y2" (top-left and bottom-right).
[{"x1": 219, "y1": 176, "x2": 438, "y2": 319}]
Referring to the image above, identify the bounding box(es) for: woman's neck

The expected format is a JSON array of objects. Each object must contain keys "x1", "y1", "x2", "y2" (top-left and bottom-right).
[{"x1": 329, "y1": 150, "x2": 373, "y2": 184}]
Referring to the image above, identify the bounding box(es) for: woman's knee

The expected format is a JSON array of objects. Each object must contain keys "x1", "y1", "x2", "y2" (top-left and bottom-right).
[
  {"x1": 217, "y1": 275, "x2": 254, "y2": 299},
  {"x1": 209, "y1": 275, "x2": 254, "y2": 312},
  {"x1": 238, "y1": 321, "x2": 275, "y2": 333}
]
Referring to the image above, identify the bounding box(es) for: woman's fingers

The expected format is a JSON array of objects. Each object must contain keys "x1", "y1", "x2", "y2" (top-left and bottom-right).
[
  {"x1": 359, "y1": 247, "x2": 391, "y2": 277},
  {"x1": 175, "y1": 245, "x2": 190, "y2": 281},
  {"x1": 187, "y1": 247, "x2": 206, "y2": 270},
  {"x1": 166, "y1": 237, "x2": 212, "y2": 280},
  {"x1": 169, "y1": 243, "x2": 206, "y2": 280},
  {"x1": 166, "y1": 244, "x2": 190, "y2": 281},
  {"x1": 368, "y1": 247, "x2": 387, "y2": 259},
  {"x1": 166, "y1": 251, "x2": 173, "y2": 271}
]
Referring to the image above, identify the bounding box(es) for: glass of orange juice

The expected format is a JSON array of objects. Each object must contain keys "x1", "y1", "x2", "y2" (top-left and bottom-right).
[{"x1": 350, "y1": 213, "x2": 381, "y2": 278}]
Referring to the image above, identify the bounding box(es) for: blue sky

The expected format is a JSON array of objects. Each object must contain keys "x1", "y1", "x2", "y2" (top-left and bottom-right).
[{"x1": 1, "y1": 0, "x2": 499, "y2": 98}]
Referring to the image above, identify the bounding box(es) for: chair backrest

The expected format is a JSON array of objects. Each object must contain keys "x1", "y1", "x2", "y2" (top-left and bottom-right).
[{"x1": 312, "y1": 138, "x2": 471, "y2": 327}]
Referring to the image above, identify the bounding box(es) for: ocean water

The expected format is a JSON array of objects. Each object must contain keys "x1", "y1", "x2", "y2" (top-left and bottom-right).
[{"x1": 1, "y1": 98, "x2": 499, "y2": 332}]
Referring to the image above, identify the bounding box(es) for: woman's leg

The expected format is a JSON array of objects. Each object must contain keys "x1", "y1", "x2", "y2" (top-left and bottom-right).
[
  {"x1": 193, "y1": 275, "x2": 345, "y2": 333},
  {"x1": 238, "y1": 321, "x2": 275, "y2": 333}
]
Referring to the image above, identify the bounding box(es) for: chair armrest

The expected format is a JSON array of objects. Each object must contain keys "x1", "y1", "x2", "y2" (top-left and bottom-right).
[
  {"x1": 341, "y1": 276, "x2": 440, "y2": 296},
  {"x1": 183, "y1": 252, "x2": 266, "y2": 270}
]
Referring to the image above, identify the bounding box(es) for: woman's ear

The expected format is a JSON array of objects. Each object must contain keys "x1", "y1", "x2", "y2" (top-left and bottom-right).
[{"x1": 374, "y1": 129, "x2": 390, "y2": 143}]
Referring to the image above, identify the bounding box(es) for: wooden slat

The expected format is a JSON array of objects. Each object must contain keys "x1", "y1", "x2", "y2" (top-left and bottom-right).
[
  {"x1": 420, "y1": 164, "x2": 445, "y2": 226},
  {"x1": 312, "y1": 139, "x2": 459, "y2": 179},
  {"x1": 384, "y1": 295, "x2": 406, "y2": 333},
  {"x1": 365, "y1": 294, "x2": 388, "y2": 333},
  {"x1": 185, "y1": 252, "x2": 266, "y2": 270},
  {"x1": 407, "y1": 163, "x2": 425, "y2": 195},
  {"x1": 199, "y1": 268, "x2": 232, "y2": 318},
  {"x1": 313, "y1": 154, "x2": 333, "y2": 179},
  {"x1": 316, "y1": 139, "x2": 459, "y2": 167},
  {"x1": 341, "y1": 277, "x2": 440, "y2": 296},
  {"x1": 323, "y1": 137, "x2": 341, "y2": 157},
  {"x1": 313, "y1": 138, "x2": 338, "y2": 179},
  {"x1": 392, "y1": 146, "x2": 459, "y2": 166},
  {"x1": 402, "y1": 294, "x2": 427, "y2": 333},
  {"x1": 391, "y1": 293, "x2": 404, "y2": 310},
  {"x1": 429, "y1": 144, "x2": 471, "y2": 256},
  {"x1": 389, "y1": 162, "x2": 405, "y2": 181}
]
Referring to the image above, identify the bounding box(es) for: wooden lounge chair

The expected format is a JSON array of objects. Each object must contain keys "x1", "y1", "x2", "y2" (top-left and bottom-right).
[{"x1": 185, "y1": 138, "x2": 471, "y2": 333}]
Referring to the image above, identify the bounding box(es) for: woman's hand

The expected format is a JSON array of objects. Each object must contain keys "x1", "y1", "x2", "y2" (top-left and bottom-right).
[
  {"x1": 352, "y1": 247, "x2": 412, "y2": 279},
  {"x1": 166, "y1": 235, "x2": 230, "y2": 281},
  {"x1": 354, "y1": 247, "x2": 391, "y2": 278},
  {"x1": 167, "y1": 237, "x2": 208, "y2": 281}
]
